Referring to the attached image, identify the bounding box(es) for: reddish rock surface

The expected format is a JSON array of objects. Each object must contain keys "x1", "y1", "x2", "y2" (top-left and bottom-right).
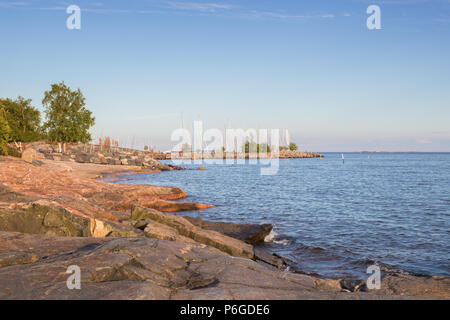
[
  {"x1": 0, "y1": 157, "x2": 256, "y2": 258},
  {"x1": 0, "y1": 158, "x2": 187, "y2": 223},
  {"x1": 138, "y1": 199, "x2": 214, "y2": 212},
  {"x1": 0, "y1": 156, "x2": 448, "y2": 300}
]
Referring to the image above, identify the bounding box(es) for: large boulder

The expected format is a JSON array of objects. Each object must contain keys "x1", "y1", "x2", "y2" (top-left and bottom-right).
[
  {"x1": 184, "y1": 216, "x2": 272, "y2": 245},
  {"x1": 143, "y1": 158, "x2": 171, "y2": 171},
  {"x1": 21, "y1": 148, "x2": 37, "y2": 163}
]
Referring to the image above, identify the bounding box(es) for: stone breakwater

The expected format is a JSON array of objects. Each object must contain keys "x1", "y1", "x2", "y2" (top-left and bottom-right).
[
  {"x1": 278, "y1": 150, "x2": 323, "y2": 158},
  {"x1": 154, "y1": 150, "x2": 323, "y2": 160},
  {"x1": 19, "y1": 141, "x2": 179, "y2": 170},
  {"x1": 0, "y1": 157, "x2": 448, "y2": 299}
]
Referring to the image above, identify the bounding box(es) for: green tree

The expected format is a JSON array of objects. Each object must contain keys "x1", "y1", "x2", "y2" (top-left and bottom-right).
[
  {"x1": 0, "y1": 109, "x2": 12, "y2": 154},
  {"x1": 244, "y1": 141, "x2": 270, "y2": 153},
  {"x1": 0, "y1": 97, "x2": 42, "y2": 142},
  {"x1": 289, "y1": 142, "x2": 298, "y2": 151},
  {"x1": 42, "y1": 82, "x2": 95, "y2": 143},
  {"x1": 259, "y1": 143, "x2": 271, "y2": 153},
  {"x1": 244, "y1": 141, "x2": 257, "y2": 153}
]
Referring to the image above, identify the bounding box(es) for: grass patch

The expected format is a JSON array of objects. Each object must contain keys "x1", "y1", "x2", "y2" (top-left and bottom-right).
[{"x1": 0, "y1": 145, "x2": 21, "y2": 157}]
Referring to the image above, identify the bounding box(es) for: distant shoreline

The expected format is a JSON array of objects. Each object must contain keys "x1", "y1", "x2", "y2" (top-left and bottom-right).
[{"x1": 321, "y1": 151, "x2": 450, "y2": 154}]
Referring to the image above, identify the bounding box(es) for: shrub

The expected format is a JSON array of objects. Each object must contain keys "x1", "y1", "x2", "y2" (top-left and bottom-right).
[
  {"x1": 289, "y1": 142, "x2": 298, "y2": 151},
  {"x1": 0, "y1": 97, "x2": 43, "y2": 142},
  {"x1": 0, "y1": 110, "x2": 11, "y2": 155}
]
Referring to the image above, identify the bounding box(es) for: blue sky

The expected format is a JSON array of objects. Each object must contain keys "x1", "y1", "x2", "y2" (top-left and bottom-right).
[{"x1": 1, "y1": 0, "x2": 449, "y2": 151}]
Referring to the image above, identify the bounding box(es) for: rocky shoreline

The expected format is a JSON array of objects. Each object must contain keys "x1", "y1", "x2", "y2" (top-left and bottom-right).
[
  {"x1": 0, "y1": 153, "x2": 448, "y2": 299},
  {"x1": 18, "y1": 141, "x2": 322, "y2": 165}
]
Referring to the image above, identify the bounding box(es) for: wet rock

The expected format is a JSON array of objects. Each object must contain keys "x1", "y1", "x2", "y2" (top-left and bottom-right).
[
  {"x1": 254, "y1": 248, "x2": 287, "y2": 269},
  {"x1": 370, "y1": 273, "x2": 450, "y2": 299},
  {"x1": 168, "y1": 164, "x2": 184, "y2": 170},
  {"x1": 184, "y1": 216, "x2": 272, "y2": 245},
  {"x1": 314, "y1": 273, "x2": 450, "y2": 298},
  {"x1": 339, "y1": 279, "x2": 366, "y2": 292},
  {"x1": 143, "y1": 159, "x2": 171, "y2": 171}
]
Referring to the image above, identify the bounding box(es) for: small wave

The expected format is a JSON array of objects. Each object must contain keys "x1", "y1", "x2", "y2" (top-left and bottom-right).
[
  {"x1": 264, "y1": 230, "x2": 291, "y2": 245},
  {"x1": 350, "y1": 259, "x2": 412, "y2": 276},
  {"x1": 298, "y1": 245, "x2": 325, "y2": 253},
  {"x1": 273, "y1": 239, "x2": 291, "y2": 245},
  {"x1": 264, "y1": 229, "x2": 277, "y2": 242}
]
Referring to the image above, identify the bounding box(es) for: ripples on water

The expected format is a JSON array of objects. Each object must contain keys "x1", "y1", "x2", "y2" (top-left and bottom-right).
[{"x1": 119, "y1": 153, "x2": 450, "y2": 280}]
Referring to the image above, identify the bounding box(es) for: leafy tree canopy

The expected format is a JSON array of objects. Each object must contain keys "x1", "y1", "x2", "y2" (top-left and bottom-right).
[
  {"x1": 0, "y1": 110, "x2": 11, "y2": 154},
  {"x1": 289, "y1": 142, "x2": 298, "y2": 151},
  {"x1": 0, "y1": 110, "x2": 11, "y2": 144},
  {"x1": 244, "y1": 141, "x2": 271, "y2": 153},
  {"x1": 0, "y1": 96, "x2": 42, "y2": 142},
  {"x1": 42, "y1": 82, "x2": 95, "y2": 143}
]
